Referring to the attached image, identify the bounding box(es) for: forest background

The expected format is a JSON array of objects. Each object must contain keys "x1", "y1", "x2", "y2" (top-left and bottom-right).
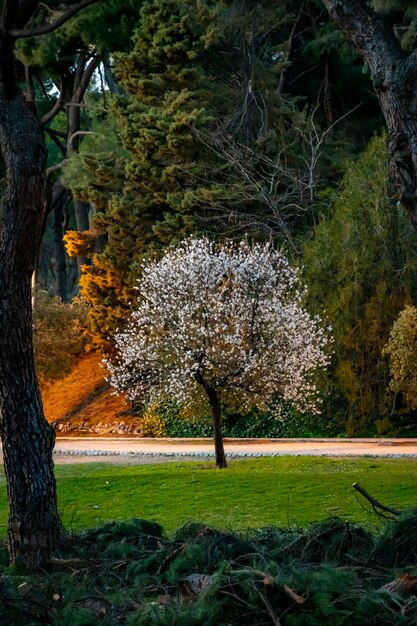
[{"x1": 30, "y1": 0, "x2": 417, "y2": 439}]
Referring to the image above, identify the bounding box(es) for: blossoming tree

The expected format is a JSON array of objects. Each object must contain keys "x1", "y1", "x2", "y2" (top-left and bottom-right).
[{"x1": 107, "y1": 238, "x2": 330, "y2": 468}]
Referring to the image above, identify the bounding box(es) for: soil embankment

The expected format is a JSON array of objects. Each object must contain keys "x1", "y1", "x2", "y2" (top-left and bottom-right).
[{"x1": 41, "y1": 353, "x2": 142, "y2": 436}]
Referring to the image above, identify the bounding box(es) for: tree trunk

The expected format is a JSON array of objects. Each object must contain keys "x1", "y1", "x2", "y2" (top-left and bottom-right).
[
  {"x1": 277, "y1": 2, "x2": 305, "y2": 97},
  {"x1": 323, "y1": 55, "x2": 334, "y2": 126},
  {"x1": 53, "y1": 202, "x2": 68, "y2": 302},
  {"x1": 74, "y1": 198, "x2": 90, "y2": 232},
  {"x1": 205, "y1": 386, "x2": 227, "y2": 469},
  {"x1": 321, "y1": 0, "x2": 417, "y2": 227},
  {"x1": 0, "y1": 92, "x2": 61, "y2": 567},
  {"x1": 379, "y1": 88, "x2": 417, "y2": 228},
  {"x1": 74, "y1": 199, "x2": 91, "y2": 275},
  {"x1": 65, "y1": 53, "x2": 99, "y2": 277}
]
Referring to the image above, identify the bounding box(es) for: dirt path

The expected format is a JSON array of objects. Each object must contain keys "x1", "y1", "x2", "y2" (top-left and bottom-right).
[{"x1": 50, "y1": 437, "x2": 417, "y2": 464}]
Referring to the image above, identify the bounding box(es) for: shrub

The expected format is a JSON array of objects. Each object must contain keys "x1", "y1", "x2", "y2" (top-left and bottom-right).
[
  {"x1": 383, "y1": 305, "x2": 417, "y2": 412},
  {"x1": 141, "y1": 405, "x2": 168, "y2": 437},
  {"x1": 33, "y1": 291, "x2": 89, "y2": 382},
  {"x1": 141, "y1": 397, "x2": 342, "y2": 439}
]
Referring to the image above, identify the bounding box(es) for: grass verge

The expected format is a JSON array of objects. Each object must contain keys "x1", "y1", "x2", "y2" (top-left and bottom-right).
[{"x1": 0, "y1": 456, "x2": 416, "y2": 534}]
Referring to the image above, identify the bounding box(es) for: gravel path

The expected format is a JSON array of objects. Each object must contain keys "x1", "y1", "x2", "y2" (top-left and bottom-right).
[{"x1": 50, "y1": 437, "x2": 417, "y2": 464}]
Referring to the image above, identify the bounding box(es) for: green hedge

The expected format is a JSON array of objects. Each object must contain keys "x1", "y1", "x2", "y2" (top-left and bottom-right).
[{"x1": 142, "y1": 398, "x2": 344, "y2": 438}]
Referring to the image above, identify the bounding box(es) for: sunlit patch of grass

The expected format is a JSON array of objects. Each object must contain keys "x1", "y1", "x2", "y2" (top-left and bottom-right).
[{"x1": 0, "y1": 456, "x2": 415, "y2": 534}]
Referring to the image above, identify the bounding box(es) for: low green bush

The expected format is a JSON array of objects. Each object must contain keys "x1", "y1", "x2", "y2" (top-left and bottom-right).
[{"x1": 143, "y1": 397, "x2": 343, "y2": 438}]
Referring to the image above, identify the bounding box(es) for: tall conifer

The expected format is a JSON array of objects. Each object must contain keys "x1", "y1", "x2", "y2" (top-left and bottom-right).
[{"x1": 303, "y1": 135, "x2": 417, "y2": 433}]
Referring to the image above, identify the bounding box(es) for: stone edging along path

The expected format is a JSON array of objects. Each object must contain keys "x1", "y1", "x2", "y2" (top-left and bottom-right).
[{"x1": 52, "y1": 437, "x2": 417, "y2": 460}]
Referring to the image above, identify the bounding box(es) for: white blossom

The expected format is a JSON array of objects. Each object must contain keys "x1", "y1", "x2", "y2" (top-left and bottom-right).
[{"x1": 106, "y1": 237, "x2": 330, "y2": 415}]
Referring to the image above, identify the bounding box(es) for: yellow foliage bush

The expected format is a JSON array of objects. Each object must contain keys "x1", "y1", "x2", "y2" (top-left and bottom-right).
[
  {"x1": 383, "y1": 305, "x2": 417, "y2": 410},
  {"x1": 63, "y1": 229, "x2": 97, "y2": 257},
  {"x1": 141, "y1": 405, "x2": 167, "y2": 437}
]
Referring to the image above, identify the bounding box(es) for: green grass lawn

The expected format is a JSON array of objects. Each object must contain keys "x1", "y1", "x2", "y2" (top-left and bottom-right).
[{"x1": 1, "y1": 456, "x2": 417, "y2": 535}]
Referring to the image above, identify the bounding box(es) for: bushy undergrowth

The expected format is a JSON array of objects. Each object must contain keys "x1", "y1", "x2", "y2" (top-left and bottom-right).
[
  {"x1": 3, "y1": 511, "x2": 417, "y2": 624},
  {"x1": 141, "y1": 398, "x2": 343, "y2": 439},
  {"x1": 33, "y1": 291, "x2": 89, "y2": 383}
]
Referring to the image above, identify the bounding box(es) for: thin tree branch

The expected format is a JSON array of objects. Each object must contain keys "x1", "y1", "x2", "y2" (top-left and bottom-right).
[
  {"x1": 47, "y1": 128, "x2": 67, "y2": 140},
  {"x1": 74, "y1": 54, "x2": 101, "y2": 102},
  {"x1": 40, "y1": 80, "x2": 66, "y2": 126},
  {"x1": 352, "y1": 482, "x2": 401, "y2": 517},
  {"x1": 33, "y1": 72, "x2": 53, "y2": 101},
  {"x1": 45, "y1": 127, "x2": 66, "y2": 155},
  {"x1": 46, "y1": 160, "x2": 67, "y2": 178},
  {"x1": 73, "y1": 51, "x2": 88, "y2": 93},
  {"x1": 277, "y1": 3, "x2": 306, "y2": 97},
  {"x1": 68, "y1": 130, "x2": 94, "y2": 144},
  {"x1": 10, "y1": 0, "x2": 98, "y2": 39}
]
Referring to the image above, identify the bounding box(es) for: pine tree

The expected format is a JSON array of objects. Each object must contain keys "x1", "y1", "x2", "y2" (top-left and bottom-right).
[
  {"x1": 64, "y1": 0, "x2": 309, "y2": 347},
  {"x1": 63, "y1": 0, "x2": 384, "y2": 349}
]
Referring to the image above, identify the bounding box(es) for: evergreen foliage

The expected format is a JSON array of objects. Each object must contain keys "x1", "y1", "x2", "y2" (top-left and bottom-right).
[
  {"x1": 63, "y1": 0, "x2": 361, "y2": 348},
  {"x1": 302, "y1": 135, "x2": 417, "y2": 434},
  {"x1": 3, "y1": 512, "x2": 417, "y2": 624},
  {"x1": 64, "y1": 0, "x2": 221, "y2": 346}
]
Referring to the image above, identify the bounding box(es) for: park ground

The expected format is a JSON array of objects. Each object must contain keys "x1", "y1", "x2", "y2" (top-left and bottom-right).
[{"x1": 2, "y1": 456, "x2": 417, "y2": 624}]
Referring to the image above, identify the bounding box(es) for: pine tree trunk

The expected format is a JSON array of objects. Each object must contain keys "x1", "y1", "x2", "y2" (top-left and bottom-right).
[
  {"x1": 0, "y1": 91, "x2": 61, "y2": 567},
  {"x1": 322, "y1": 0, "x2": 417, "y2": 227},
  {"x1": 379, "y1": 88, "x2": 417, "y2": 228},
  {"x1": 205, "y1": 386, "x2": 227, "y2": 469},
  {"x1": 53, "y1": 202, "x2": 68, "y2": 302},
  {"x1": 74, "y1": 199, "x2": 91, "y2": 275}
]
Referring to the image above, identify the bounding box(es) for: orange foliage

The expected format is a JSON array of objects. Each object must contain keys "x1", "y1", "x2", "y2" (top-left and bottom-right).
[
  {"x1": 64, "y1": 229, "x2": 97, "y2": 257},
  {"x1": 41, "y1": 352, "x2": 134, "y2": 429}
]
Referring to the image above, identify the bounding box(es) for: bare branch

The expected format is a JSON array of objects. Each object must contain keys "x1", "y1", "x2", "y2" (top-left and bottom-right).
[
  {"x1": 68, "y1": 130, "x2": 94, "y2": 144},
  {"x1": 46, "y1": 160, "x2": 67, "y2": 178},
  {"x1": 40, "y1": 80, "x2": 66, "y2": 126},
  {"x1": 10, "y1": 0, "x2": 98, "y2": 39},
  {"x1": 189, "y1": 106, "x2": 355, "y2": 247},
  {"x1": 352, "y1": 482, "x2": 401, "y2": 517}
]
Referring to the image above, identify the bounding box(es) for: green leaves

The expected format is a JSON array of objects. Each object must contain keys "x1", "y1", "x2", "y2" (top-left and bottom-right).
[{"x1": 302, "y1": 135, "x2": 417, "y2": 432}]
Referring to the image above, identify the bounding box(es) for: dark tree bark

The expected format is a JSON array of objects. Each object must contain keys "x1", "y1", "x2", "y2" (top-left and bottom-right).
[
  {"x1": 205, "y1": 386, "x2": 227, "y2": 469},
  {"x1": 0, "y1": 89, "x2": 61, "y2": 568},
  {"x1": 50, "y1": 183, "x2": 71, "y2": 301},
  {"x1": 53, "y1": 203, "x2": 68, "y2": 301},
  {"x1": 74, "y1": 200, "x2": 91, "y2": 273},
  {"x1": 0, "y1": 0, "x2": 98, "y2": 568},
  {"x1": 64, "y1": 52, "x2": 100, "y2": 275},
  {"x1": 276, "y1": 2, "x2": 306, "y2": 97},
  {"x1": 40, "y1": 50, "x2": 99, "y2": 297},
  {"x1": 321, "y1": 0, "x2": 417, "y2": 227}
]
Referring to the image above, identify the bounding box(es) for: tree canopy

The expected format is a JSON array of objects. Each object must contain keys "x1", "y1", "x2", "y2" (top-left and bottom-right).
[{"x1": 108, "y1": 238, "x2": 330, "y2": 467}]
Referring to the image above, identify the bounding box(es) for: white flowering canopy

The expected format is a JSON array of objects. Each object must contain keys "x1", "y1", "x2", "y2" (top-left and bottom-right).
[{"x1": 107, "y1": 237, "x2": 330, "y2": 413}]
